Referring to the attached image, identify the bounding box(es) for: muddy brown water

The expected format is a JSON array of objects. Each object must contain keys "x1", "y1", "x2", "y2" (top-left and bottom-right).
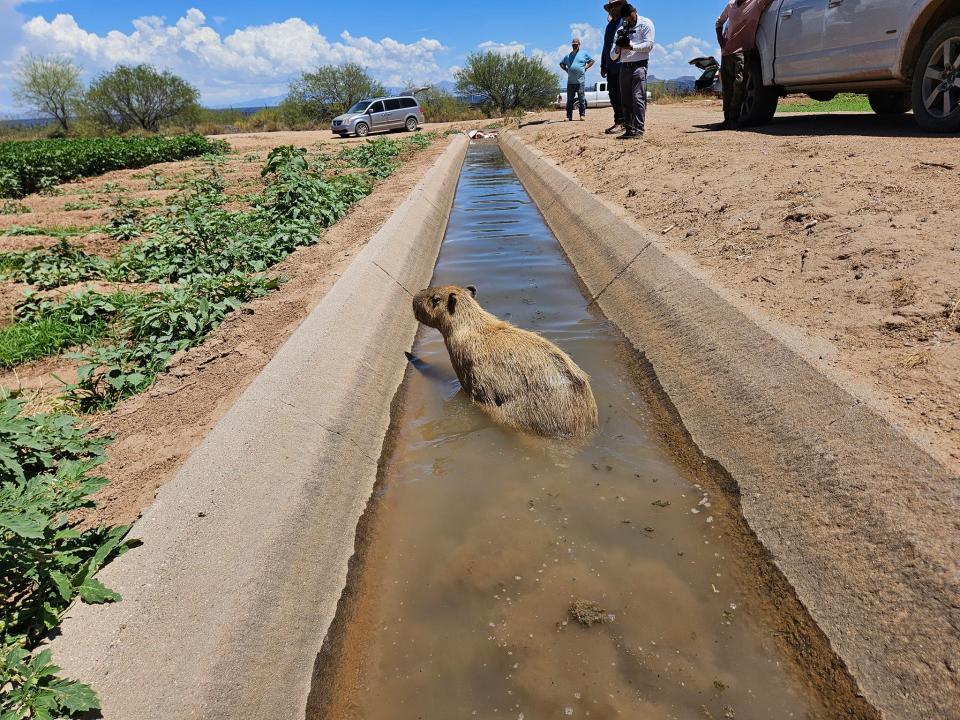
[{"x1": 313, "y1": 144, "x2": 828, "y2": 720}]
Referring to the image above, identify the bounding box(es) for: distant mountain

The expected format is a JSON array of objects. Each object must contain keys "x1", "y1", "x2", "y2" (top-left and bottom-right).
[{"x1": 206, "y1": 94, "x2": 286, "y2": 109}]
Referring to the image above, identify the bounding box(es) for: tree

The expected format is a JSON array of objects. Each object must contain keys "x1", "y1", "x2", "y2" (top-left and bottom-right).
[
  {"x1": 83, "y1": 64, "x2": 199, "y2": 131},
  {"x1": 455, "y1": 52, "x2": 558, "y2": 115},
  {"x1": 12, "y1": 55, "x2": 83, "y2": 132},
  {"x1": 284, "y1": 63, "x2": 385, "y2": 121}
]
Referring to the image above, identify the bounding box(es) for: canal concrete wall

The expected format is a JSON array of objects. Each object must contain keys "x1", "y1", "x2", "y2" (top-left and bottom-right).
[
  {"x1": 49, "y1": 135, "x2": 470, "y2": 719},
  {"x1": 501, "y1": 131, "x2": 959, "y2": 720}
]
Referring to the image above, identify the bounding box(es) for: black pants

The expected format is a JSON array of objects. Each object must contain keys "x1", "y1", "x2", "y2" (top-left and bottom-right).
[
  {"x1": 566, "y1": 82, "x2": 586, "y2": 119},
  {"x1": 618, "y1": 61, "x2": 648, "y2": 135},
  {"x1": 607, "y1": 66, "x2": 623, "y2": 124}
]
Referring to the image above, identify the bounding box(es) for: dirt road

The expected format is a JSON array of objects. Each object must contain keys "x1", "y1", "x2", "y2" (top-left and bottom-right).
[{"x1": 512, "y1": 102, "x2": 960, "y2": 473}]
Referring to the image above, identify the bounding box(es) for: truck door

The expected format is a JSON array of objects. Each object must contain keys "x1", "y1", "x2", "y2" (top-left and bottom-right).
[
  {"x1": 774, "y1": 0, "x2": 828, "y2": 83},
  {"x1": 820, "y1": 0, "x2": 909, "y2": 78}
]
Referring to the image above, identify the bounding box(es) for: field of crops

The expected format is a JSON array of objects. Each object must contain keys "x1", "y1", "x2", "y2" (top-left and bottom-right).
[
  {"x1": 0, "y1": 132, "x2": 437, "y2": 717},
  {"x1": 0, "y1": 134, "x2": 225, "y2": 198}
]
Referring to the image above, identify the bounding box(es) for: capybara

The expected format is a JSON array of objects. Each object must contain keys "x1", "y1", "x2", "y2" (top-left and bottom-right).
[{"x1": 412, "y1": 284, "x2": 599, "y2": 437}]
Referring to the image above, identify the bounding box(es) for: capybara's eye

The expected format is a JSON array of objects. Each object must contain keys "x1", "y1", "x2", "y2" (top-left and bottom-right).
[{"x1": 431, "y1": 294, "x2": 441, "y2": 307}]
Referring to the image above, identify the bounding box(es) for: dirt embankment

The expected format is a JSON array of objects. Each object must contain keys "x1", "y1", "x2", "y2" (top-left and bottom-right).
[{"x1": 513, "y1": 103, "x2": 960, "y2": 473}]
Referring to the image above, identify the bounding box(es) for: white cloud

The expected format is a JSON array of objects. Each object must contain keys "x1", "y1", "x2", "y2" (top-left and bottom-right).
[
  {"x1": 477, "y1": 40, "x2": 526, "y2": 56},
  {"x1": 650, "y1": 35, "x2": 720, "y2": 79},
  {"x1": 532, "y1": 22, "x2": 603, "y2": 67},
  {"x1": 7, "y1": 8, "x2": 451, "y2": 106}
]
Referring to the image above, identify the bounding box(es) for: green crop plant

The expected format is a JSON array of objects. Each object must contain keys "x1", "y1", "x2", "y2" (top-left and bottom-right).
[
  {"x1": 0, "y1": 134, "x2": 224, "y2": 199},
  {"x1": 0, "y1": 397, "x2": 136, "y2": 718},
  {"x1": 62, "y1": 200, "x2": 100, "y2": 212},
  {"x1": 0, "y1": 239, "x2": 107, "y2": 289},
  {"x1": 1, "y1": 200, "x2": 31, "y2": 215}
]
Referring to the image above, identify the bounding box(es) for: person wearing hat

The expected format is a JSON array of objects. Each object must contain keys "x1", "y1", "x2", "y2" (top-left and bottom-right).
[
  {"x1": 610, "y1": 3, "x2": 655, "y2": 139},
  {"x1": 559, "y1": 38, "x2": 594, "y2": 121},
  {"x1": 601, "y1": 0, "x2": 626, "y2": 134}
]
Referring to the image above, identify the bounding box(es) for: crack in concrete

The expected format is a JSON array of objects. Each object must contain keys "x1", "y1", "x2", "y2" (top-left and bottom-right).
[
  {"x1": 372, "y1": 260, "x2": 414, "y2": 298},
  {"x1": 587, "y1": 241, "x2": 652, "y2": 307},
  {"x1": 277, "y1": 397, "x2": 378, "y2": 463}
]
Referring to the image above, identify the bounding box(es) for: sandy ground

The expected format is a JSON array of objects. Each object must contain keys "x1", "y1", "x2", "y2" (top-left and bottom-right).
[
  {"x1": 512, "y1": 101, "x2": 960, "y2": 473},
  {"x1": 0, "y1": 124, "x2": 475, "y2": 527}
]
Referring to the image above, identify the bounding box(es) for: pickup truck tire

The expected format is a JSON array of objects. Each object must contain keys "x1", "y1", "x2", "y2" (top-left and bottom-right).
[
  {"x1": 739, "y1": 53, "x2": 779, "y2": 127},
  {"x1": 911, "y1": 18, "x2": 960, "y2": 132},
  {"x1": 868, "y1": 91, "x2": 911, "y2": 115}
]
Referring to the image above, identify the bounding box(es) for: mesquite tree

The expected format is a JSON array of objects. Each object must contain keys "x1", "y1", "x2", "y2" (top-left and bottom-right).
[
  {"x1": 83, "y1": 65, "x2": 200, "y2": 131},
  {"x1": 284, "y1": 63, "x2": 386, "y2": 120},
  {"x1": 455, "y1": 52, "x2": 558, "y2": 114},
  {"x1": 12, "y1": 55, "x2": 83, "y2": 132}
]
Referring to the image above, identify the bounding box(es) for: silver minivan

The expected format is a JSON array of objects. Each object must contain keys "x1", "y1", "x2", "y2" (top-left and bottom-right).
[
  {"x1": 736, "y1": 0, "x2": 960, "y2": 132},
  {"x1": 330, "y1": 96, "x2": 425, "y2": 137}
]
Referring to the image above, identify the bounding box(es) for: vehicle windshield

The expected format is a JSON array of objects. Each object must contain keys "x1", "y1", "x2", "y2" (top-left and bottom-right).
[{"x1": 346, "y1": 101, "x2": 372, "y2": 113}]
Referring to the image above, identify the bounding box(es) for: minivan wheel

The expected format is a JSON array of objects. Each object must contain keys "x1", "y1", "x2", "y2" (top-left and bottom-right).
[
  {"x1": 911, "y1": 18, "x2": 960, "y2": 132},
  {"x1": 405, "y1": 116, "x2": 419, "y2": 132},
  {"x1": 355, "y1": 122, "x2": 370, "y2": 137},
  {"x1": 738, "y1": 53, "x2": 779, "y2": 126},
  {"x1": 868, "y1": 91, "x2": 911, "y2": 115}
]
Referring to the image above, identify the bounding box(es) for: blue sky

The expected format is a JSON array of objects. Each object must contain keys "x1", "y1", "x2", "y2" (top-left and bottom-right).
[{"x1": 0, "y1": 0, "x2": 723, "y2": 112}]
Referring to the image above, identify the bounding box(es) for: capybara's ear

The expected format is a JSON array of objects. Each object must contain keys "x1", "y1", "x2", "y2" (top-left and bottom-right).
[
  {"x1": 447, "y1": 292, "x2": 458, "y2": 315},
  {"x1": 466, "y1": 285, "x2": 477, "y2": 297}
]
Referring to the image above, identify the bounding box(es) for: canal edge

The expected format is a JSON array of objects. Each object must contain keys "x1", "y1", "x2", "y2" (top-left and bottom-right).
[
  {"x1": 47, "y1": 135, "x2": 470, "y2": 719},
  {"x1": 500, "y1": 131, "x2": 960, "y2": 720}
]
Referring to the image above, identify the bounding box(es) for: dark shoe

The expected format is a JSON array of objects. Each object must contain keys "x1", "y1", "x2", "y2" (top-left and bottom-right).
[
  {"x1": 616, "y1": 131, "x2": 638, "y2": 140},
  {"x1": 604, "y1": 123, "x2": 622, "y2": 134},
  {"x1": 707, "y1": 121, "x2": 728, "y2": 130}
]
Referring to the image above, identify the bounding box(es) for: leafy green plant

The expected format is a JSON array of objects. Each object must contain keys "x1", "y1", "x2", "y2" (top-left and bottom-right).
[
  {"x1": 0, "y1": 239, "x2": 107, "y2": 289},
  {"x1": 0, "y1": 134, "x2": 223, "y2": 199},
  {"x1": 0, "y1": 398, "x2": 135, "y2": 718},
  {"x1": 63, "y1": 274, "x2": 279, "y2": 410},
  {"x1": 1, "y1": 200, "x2": 30, "y2": 215},
  {"x1": 104, "y1": 200, "x2": 145, "y2": 241},
  {"x1": 62, "y1": 200, "x2": 99, "y2": 212}
]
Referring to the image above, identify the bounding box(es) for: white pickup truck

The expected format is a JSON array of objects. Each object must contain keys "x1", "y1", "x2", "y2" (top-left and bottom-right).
[
  {"x1": 739, "y1": 0, "x2": 960, "y2": 132},
  {"x1": 555, "y1": 81, "x2": 613, "y2": 108}
]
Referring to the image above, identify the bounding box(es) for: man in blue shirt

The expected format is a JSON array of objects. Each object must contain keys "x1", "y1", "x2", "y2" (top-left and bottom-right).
[
  {"x1": 559, "y1": 38, "x2": 594, "y2": 121},
  {"x1": 601, "y1": 0, "x2": 626, "y2": 134}
]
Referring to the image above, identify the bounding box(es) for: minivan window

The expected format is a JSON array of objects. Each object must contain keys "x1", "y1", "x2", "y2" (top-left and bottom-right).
[
  {"x1": 385, "y1": 98, "x2": 403, "y2": 111},
  {"x1": 368, "y1": 101, "x2": 385, "y2": 113},
  {"x1": 400, "y1": 97, "x2": 418, "y2": 108},
  {"x1": 347, "y1": 101, "x2": 371, "y2": 113}
]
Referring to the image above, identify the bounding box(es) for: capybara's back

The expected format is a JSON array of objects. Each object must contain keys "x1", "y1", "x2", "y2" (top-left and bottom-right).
[{"x1": 413, "y1": 285, "x2": 599, "y2": 437}]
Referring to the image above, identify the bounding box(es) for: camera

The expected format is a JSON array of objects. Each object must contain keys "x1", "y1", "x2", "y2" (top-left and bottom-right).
[{"x1": 615, "y1": 25, "x2": 632, "y2": 48}]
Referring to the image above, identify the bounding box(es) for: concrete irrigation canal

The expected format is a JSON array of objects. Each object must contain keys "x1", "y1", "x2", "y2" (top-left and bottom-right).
[{"x1": 49, "y1": 135, "x2": 958, "y2": 719}]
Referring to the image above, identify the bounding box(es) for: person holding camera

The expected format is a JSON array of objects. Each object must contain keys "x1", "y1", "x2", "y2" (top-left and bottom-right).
[
  {"x1": 610, "y1": 4, "x2": 655, "y2": 140},
  {"x1": 601, "y1": 0, "x2": 626, "y2": 134},
  {"x1": 559, "y1": 38, "x2": 595, "y2": 121}
]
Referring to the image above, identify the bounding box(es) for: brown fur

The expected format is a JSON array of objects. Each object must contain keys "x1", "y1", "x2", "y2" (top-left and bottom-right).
[{"x1": 413, "y1": 284, "x2": 599, "y2": 437}]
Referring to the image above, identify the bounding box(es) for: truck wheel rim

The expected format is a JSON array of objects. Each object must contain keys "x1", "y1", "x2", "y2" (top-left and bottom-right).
[{"x1": 922, "y1": 36, "x2": 960, "y2": 119}]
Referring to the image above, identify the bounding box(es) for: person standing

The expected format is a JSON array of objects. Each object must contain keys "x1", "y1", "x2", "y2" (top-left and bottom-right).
[
  {"x1": 560, "y1": 38, "x2": 595, "y2": 121},
  {"x1": 715, "y1": 0, "x2": 772, "y2": 128},
  {"x1": 610, "y1": 4, "x2": 655, "y2": 139},
  {"x1": 601, "y1": 0, "x2": 626, "y2": 134}
]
